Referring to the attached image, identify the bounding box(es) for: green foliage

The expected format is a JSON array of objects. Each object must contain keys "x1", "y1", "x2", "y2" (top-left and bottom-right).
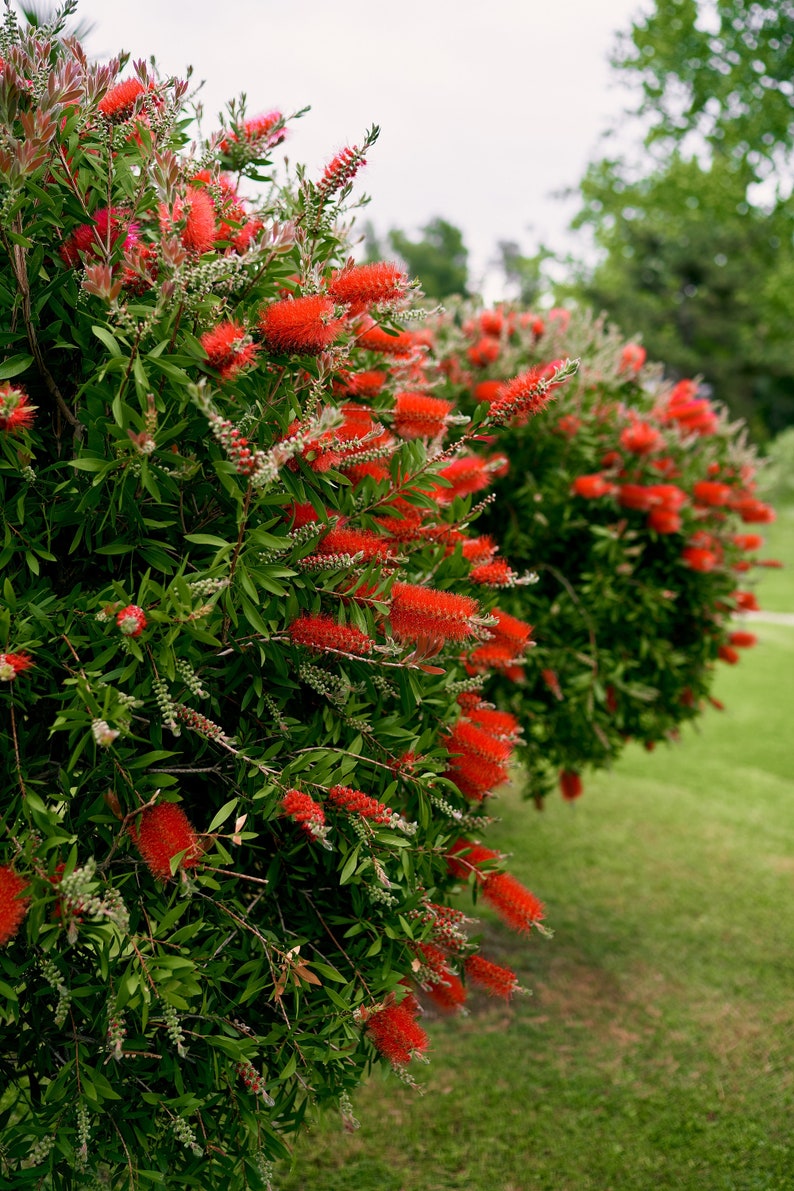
[{"x1": 368, "y1": 216, "x2": 470, "y2": 300}]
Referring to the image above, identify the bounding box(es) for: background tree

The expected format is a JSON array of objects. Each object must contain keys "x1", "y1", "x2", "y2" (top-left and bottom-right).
[{"x1": 366, "y1": 216, "x2": 470, "y2": 300}]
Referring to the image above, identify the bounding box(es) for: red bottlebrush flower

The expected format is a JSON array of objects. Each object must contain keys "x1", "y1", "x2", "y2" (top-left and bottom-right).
[
  {"x1": 328, "y1": 784, "x2": 394, "y2": 824},
  {"x1": 729, "y1": 630, "x2": 757, "y2": 648},
  {"x1": 446, "y1": 751, "x2": 510, "y2": 801},
  {"x1": 315, "y1": 525, "x2": 396, "y2": 562},
  {"x1": 467, "y1": 335, "x2": 501, "y2": 367},
  {"x1": 328, "y1": 261, "x2": 407, "y2": 313},
  {"x1": 548, "y1": 306, "x2": 571, "y2": 330},
  {"x1": 0, "y1": 383, "x2": 36, "y2": 432},
  {"x1": 364, "y1": 996, "x2": 428, "y2": 1067},
  {"x1": 488, "y1": 366, "x2": 554, "y2": 422},
  {"x1": 221, "y1": 110, "x2": 285, "y2": 153},
  {"x1": 98, "y1": 77, "x2": 145, "y2": 120},
  {"x1": 259, "y1": 295, "x2": 343, "y2": 355},
  {"x1": 336, "y1": 369, "x2": 387, "y2": 397},
  {"x1": 0, "y1": 651, "x2": 33, "y2": 682},
  {"x1": 445, "y1": 720, "x2": 513, "y2": 765},
  {"x1": 732, "y1": 497, "x2": 776, "y2": 524},
  {"x1": 557, "y1": 414, "x2": 582, "y2": 438},
  {"x1": 286, "y1": 500, "x2": 321, "y2": 527},
  {"x1": 732, "y1": 590, "x2": 760, "y2": 612},
  {"x1": 356, "y1": 321, "x2": 416, "y2": 356},
  {"x1": 435, "y1": 455, "x2": 492, "y2": 503},
  {"x1": 418, "y1": 943, "x2": 467, "y2": 1012},
  {"x1": 464, "y1": 953, "x2": 519, "y2": 999},
  {"x1": 60, "y1": 206, "x2": 139, "y2": 267},
  {"x1": 718, "y1": 644, "x2": 740, "y2": 665},
  {"x1": 464, "y1": 704, "x2": 520, "y2": 739},
  {"x1": 756, "y1": 558, "x2": 783, "y2": 568},
  {"x1": 479, "y1": 309, "x2": 505, "y2": 336},
  {"x1": 681, "y1": 546, "x2": 718, "y2": 572},
  {"x1": 572, "y1": 474, "x2": 614, "y2": 499},
  {"x1": 288, "y1": 614, "x2": 374, "y2": 655},
  {"x1": 693, "y1": 480, "x2": 732, "y2": 507},
  {"x1": 481, "y1": 870, "x2": 545, "y2": 933},
  {"x1": 116, "y1": 605, "x2": 147, "y2": 637},
  {"x1": 200, "y1": 320, "x2": 259, "y2": 380},
  {"x1": 446, "y1": 838, "x2": 501, "y2": 881},
  {"x1": 648, "y1": 508, "x2": 682, "y2": 534},
  {"x1": 469, "y1": 558, "x2": 516, "y2": 587},
  {"x1": 456, "y1": 535, "x2": 497, "y2": 563},
  {"x1": 490, "y1": 608, "x2": 533, "y2": 653},
  {"x1": 281, "y1": 789, "x2": 326, "y2": 840},
  {"x1": 0, "y1": 867, "x2": 29, "y2": 945},
  {"x1": 650, "y1": 484, "x2": 688, "y2": 511},
  {"x1": 670, "y1": 379, "x2": 699, "y2": 404},
  {"x1": 541, "y1": 668, "x2": 563, "y2": 700},
  {"x1": 389, "y1": 582, "x2": 479, "y2": 646},
  {"x1": 173, "y1": 186, "x2": 217, "y2": 254},
  {"x1": 733, "y1": 533, "x2": 764, "y2": 552},
  {"x1": 393, "y1": 391, "x2": 453, "y2": 440},
  {"x1": 559, "y1": 770, "x2": 583, "y2": 801},
  {"x1": 318, "y1": 144, "x2": 366, "y2": 196},
  {"x1": 131, "y1": 804, "x2": 201, "y2": 880},
  {"x1": 474, "y1": 380, "x2": 505, "y2": 404},
  {"x1": 619, "y1": 342, "x2": 646, "y2": 373},
  {"x1": 617, "y1": 483, "x2": 658, "y2": 512},
  {"x1": 620, "y1": 420, "x2": 663, "y2": 455}
]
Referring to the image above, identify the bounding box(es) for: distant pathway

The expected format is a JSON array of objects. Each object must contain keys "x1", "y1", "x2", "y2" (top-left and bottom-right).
[{"x1": 743, "y1": 610, "x2": 794, "y2": 626}]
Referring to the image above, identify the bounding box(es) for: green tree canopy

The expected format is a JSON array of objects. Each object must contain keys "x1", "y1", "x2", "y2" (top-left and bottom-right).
[{"x1": 368, "y1": 216, "x2": 470, "y2": 300}]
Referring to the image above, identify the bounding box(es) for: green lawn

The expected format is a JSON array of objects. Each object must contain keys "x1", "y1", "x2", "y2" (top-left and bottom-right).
[{"x1": 275, "y1": 526, "x2": 794, "y2": 1191}]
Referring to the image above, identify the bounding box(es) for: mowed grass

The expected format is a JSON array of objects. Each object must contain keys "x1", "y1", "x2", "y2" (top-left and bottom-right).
[{"x1": 275, "y1": 532, "x2": 794, "y2": 1191}]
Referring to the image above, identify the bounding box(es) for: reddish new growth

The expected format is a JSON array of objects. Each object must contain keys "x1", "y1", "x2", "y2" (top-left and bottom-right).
[
  {"x1": 393, "y1": 391, "x2": 453, "y2": 440},
  {"x1": 0, "y1": 651, "x2": 33, "y2": 682},
  {"x1": 98, "y1": 78, "x2": 145, "y2": 121},
  {"x1": 328, "y1": 262, "x2": 408, "y2": 314},
  {"x1": 464, "y1": 953, "x2": 519, "y2": 1000},
  {"x1": 363, "y1": 995, "x2": 428, "y2": 1068},
  {"x1": 389, "y1": 582, "x2": 479, "y2": 646},
  {"x1": 116, "y1": 605, "x2": 147, "y2": 637},
  {"x1": 131, "y1": 804, "x2": 201, "y2": 880},
  {"x1": 328, "y1": 785, "x2": 394, "y2": 824},
  {"x1": 281, "y1": 790, "x2": 326, "y2": 840},
  {"x1": 0, "y1": 383, "x2": 35, "y2": 433},
  {"x1": 317, "y1": 145, "x2": 366, "y2": 197},
  {"x1": 559, "y1": 770, "x2": 583, "y2": 801},
  {"x1": 0, "y1": 867, "x2": 29, "y2": 945},
  {"x1": 288, "y1": 614, "x2": 374, "y2": 655},
  {"x1": 259, "y1": 295, "x2": 344, "y2": 355},
  {"x1": 200, "y1": 320, "x2": 259, "y2": 380}
]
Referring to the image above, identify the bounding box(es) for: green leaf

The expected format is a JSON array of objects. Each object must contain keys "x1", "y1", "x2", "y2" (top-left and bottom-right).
[{"x1": 0, "y1": 354, "x2": 33, "y2": 379}]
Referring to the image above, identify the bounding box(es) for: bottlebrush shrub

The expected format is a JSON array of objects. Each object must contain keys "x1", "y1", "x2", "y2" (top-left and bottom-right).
[
  {"x1": 0, "y1": 11, "x2": 546, "y2": 1188},
  {"x1": 425, "y1": 304, "x2": 775, "y2": 799}
]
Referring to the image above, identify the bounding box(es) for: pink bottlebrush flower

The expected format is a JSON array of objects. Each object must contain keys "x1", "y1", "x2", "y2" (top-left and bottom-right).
[
  {"x1": 389, "y1": 582, "x2": 479, "y2": 646},
  {"x1": 116, "y1": 605, "x2": 147, "y2": 637},
  {"x1": 317, "y1": 144, "x2": 366, "y2": 196},
  {"x1": 393, "y1": 391, "x2": 453, "y2": 440},
  {"x1": 620, "y1": 420, "x2": 663, "y2": 455},
  {"x1": 259, "y1": 295, "x2": 344, "y2": 355},
  {"x1": 200, "y1": 320, "x2": 259, "y2": 380},
  {"x1": 464, "y1": 953, "x2": 519, "y2": 999},
  {"x1": 131, "y1": 804, "x2": 201, "y2": 880},
  {"x1": 572, "y1": 474, "x2": 614, "y2": 499},
  {"x1": 328, "y1": 785, "x2": 394, "y2": 824},
  {"x1": 619, "y1": 343, "x2": 647, "y2": 374},
  {"x1": 363, "y1": 995, "x2": 428, "y2": 1067},
  {"x1": 0, "y1": 383, "x2": 36, "y2": 432},
  {"x1": 559, "y1": 770, "x2": 583, "y2": 801},
  {"x1": 328, "y1": 261, "x2": 407, "y2": 314},
  {"x1": 0, "y1": 867, "x2": 29, "y2": 945},
  {"x1": 288, "y1": 614, "x2": 374, "y2": 655},
  {"x1": 356, "y1": 321, "x2": 415, "y2": 356},
  {"x1": 281, "y1": 789, "x2": 327, "y2": 841},
  {"x1": 0, "y1": 651, "x2": 34, "y2": 681},
  {"x1": 435, "y1": 455, "x2": 492, "y2": 503},
  {"x1": 98, "y1": 78, "x2": 146, "y2": 121},
  {"x1": 60, "y1": 207, "x2": 139, "y2": 267}
]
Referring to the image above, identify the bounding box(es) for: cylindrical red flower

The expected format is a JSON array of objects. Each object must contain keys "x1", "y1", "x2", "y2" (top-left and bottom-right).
[
  {"x1": 0, "y1": 651, "x2": 33, "y2": 681},
  {"x1": 259, "y1": 295, "x2": 344, "y2": 355},
  {"x1": 327, "y1": 262, "x2": 407, "y2": 313},
  {"x1": 364, "y1": 996, "x2": 428, "y2": 1067},
  {"x1": 116, "y1": 605, "x2": 147, "y2": 637},
  {"x1": 389, "y1": 582, "x2": 478, "y2": 646},
  {"x1": 131, "y1": 804, "x2": 201, "y2": 880},
  {"x1": 559, "y1": 770, "x2": 583, "y2": 801},
  {"x1": 393, "y1": 391, "x2": 452, "y2": 440},
  {"x1": 200, "y1": 320, "x2": 259, "y2": 379},
  {"x1": 288, "y1": 614, "x2": 374, "y2": 655},
  {"x1": 0, "y1": 867, "x2": 29, "y2": 945},
  {"x1": 464, "y1": 953, "x2": 519, "y2": 999},
  {"x1": 620, "y1": 420, "x2": 663, "y2": 454},
  {"x1": 572, "y1": 474, "x2": 614, "y2": 499}
]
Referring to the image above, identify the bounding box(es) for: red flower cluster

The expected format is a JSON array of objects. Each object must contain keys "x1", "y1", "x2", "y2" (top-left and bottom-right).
[
  {"x1": 259, "y1": 295, "x2": 343, "y2": 355},
  {"x1": 444, "y1": 718, "x2": 513, "y2": 801},
  {"x1": 363, "y1": 994, "x2": 428, "y2": 1067},
  {"x1": 389, "y1": 582, "x2": 479, "y2": 646},
  {"x1": 327, "y1": 785, "x2": 394, "y2": 824},
  {"x1": 464, "y1": 953, "x2": 519, "y2": 999},
  {"x1": 131, "y1": 804, "x2": 201, "y2": 880},
  {"x1": 393, "y1": 391, "x2": 453, "y2": 440},
  {"x1": 0, "y1": 382, "x2": 35, "y2": 433},
  {"x1": 98, "y1": 78, "x2": 146, "y2": 121},
  {"x1": 288, "y1": 614, "x2": 374, "y2": 655},
  {"x1": 417, "y1": 943, "x2": 467, "y2": 1013},
  {"x1": 0, "y1": 651, "x2": 33, "y2": 681},
  {"x1": 116, "y1": 605, "x2": 147, "y2": 637},
  {"x1": 0, "y1": 867, "x2": 29, "y2": 945},
  {"x1": 467, "y1": 607, "x2": 533, "y2": 676},
  {"x1": 200, "y1": 320, "x2": 259, "y2": 380},
  {"x1": 446, "y1": 840, "x2": 545, "y2": 933},
  {"x1": 281, "y1": 790, "x2": 326, "y2": 839},
  {"x1": 60, "y1": 206, "x2": 139, "y2": 266},
  {"x1": 559, "y1": 770, "x2": 583, "y2": 801},
  {"x1": 328, "y1": 262, "x2": 407, "y2": 314}
]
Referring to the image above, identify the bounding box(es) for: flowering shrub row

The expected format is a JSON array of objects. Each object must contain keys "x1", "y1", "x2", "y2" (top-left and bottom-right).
[{"x1": 0, "y1": 12, "x2": 558, "y2": 1187}]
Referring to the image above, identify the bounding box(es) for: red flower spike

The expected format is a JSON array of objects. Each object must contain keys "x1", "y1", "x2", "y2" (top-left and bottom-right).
[
  {"x1": 259, "y1": 295, "x2": 343, "y2": 355},
  {"x1": 131, "y1": 804, "x2": 201, "y2": 880},
  {"x1": 729, "y1": 630, "x2": 757, "y2": 649},
  {"x1": 733, "y1": 534, "x2": 764, "y2": 552},
  {"x1": 619, "y1": 343, "x2": 646, "y2": 374},
  {"x1": 0, "y1": 383, "x2": 36, "y2": 432},
  {"x1": 288, "y1": 614, "x2": 374, "y2": 656},
  {"x1": 488, "y1": 366, "x2": 552, "y2": 421},
  {"x1": 481, "y1": 871, "x2": 545, "y2": 933},
  {"x1": 0, "y1": 651, "x2": 34, "y2": 682},
  {"x1": 60, "y1": 207, "x2": 139, "y2": 267},
  {"x1": 200, "y1": 320, "x2": 259, "y2": 380},
  {"x1": 446, "y1": 838, "x2": 501, "y2": 881},
  {"x1": 221, "y1": 110, "x2": 285, "y2": 153},
  {"x1": 314, "y1": 525, "x2": 396, "y2": 562},
  {"x1": 389, "y1": 582, "x2": 479, "y2": 646},
  {"x1": 620, "y1": 420, "x2": 663, "y2": 455},
  {"x1": 693, "y1": 480, "x2": 732, "y2": 507},
  {"x1": 393, "y1": 391, "x2": 453, "y2": 440},
  {"x1": 328, "y1": 262, "x2": 407, "y2": 313},
  {"x1": 435, "y1": 455, "x2": 492, "y2": 503},
  {"x1": 318, "y1": 145, "x2": 366, "y2": 196},
  {"x1": 617, "y1": 484, "x2": 658, "y2": 512},
  {"x1": 116, "y1": 605, "x2": 147, "y2": 637},
  {"x1": 572, "y1": 474, "x2": 614, "y2": 499},
  {"x1": 469, "y1": 559, "x2": 516, "y2": 587},
  {"x1": 541, "y1": 668, "x2": 563, "y2": 700},
  {"x1": 328, "y1": 785, "x2": 394, "y2": 823},
  {"x1": 681, "y1": 546, "x2": 718, "y2": 573},
  {"x1": 364, "y1": 997, "x2": 428, "y2": 1068},
  {"x1": 0, "y1": 867, "x2": 29, "y2": 945},
  {"x1": 467, "y1": 335, "x2": 501, "y2": 367},
  {"x1": 281, "y1": 790, "x2": 326, "y2": 840},
  {"x1": 648, "y1": 508, "x2": 682, "y2": 534},
  {"x1": 718, "y1": 644, "x2": 740, "y2": 665},
  {"x1": 464, "y1": 953, "x2": 519, "y2": 999},
  {"x1": 418, "y1": 944, "x2": 467, "y2": 1013},
  {"x1": 559, "y1": 770, "x2": 583, "y2": 801},
  {"x1": 733, "y1": 591, "x2": 760, "y2": 612},
  {"x1": 177, "y1": 186, "x2": 217, "y2": 254},
  {"x1": 356, "y1": 322, "x2": 416, "y2": 356},
  {"x1": 98, "y1": 78, "x2": 146, "y2": 121}
]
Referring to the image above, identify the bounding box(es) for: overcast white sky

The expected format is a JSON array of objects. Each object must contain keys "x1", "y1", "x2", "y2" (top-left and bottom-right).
[{"x1": 74, "y1": 0, "x2": 650, "y2": 295}]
